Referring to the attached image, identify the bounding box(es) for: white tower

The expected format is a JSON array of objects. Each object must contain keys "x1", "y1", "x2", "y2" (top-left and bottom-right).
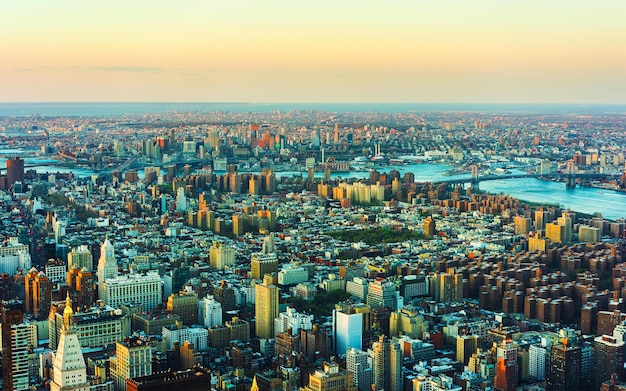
[
  {"x1": 50, "y1": 294, "x2": 90, "y2": 391},
  {"x1": 97, "y1": 237, "x2": 118, "y2": 300}
]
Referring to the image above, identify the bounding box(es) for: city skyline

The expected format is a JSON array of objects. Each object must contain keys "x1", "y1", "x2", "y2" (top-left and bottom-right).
[{"x1": 1, "y1": 0, "x2": 625, "y2": 103}]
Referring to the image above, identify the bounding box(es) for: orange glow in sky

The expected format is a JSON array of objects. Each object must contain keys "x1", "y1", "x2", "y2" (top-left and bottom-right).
[{"x1": 1, "y1": 1, "x2": 625, "y2": 103}]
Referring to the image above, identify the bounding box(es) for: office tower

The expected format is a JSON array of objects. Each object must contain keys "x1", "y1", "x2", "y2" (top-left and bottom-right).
[
  {"x1": 333, "y1": 306, "x2": 363, "y2": 355},
  {"x1": 370, "y1": 335, "x2": 402, "y2": 391},
  {"x1": 199, "y1": 295, "x2": 223, "y2": 328},
  {"x1": 494, "y1": 339, "x2": 518, "y2": 391},
  {"x1": 456, "y1": 335, "x2": 478, "y2": 366},
  {"x1": 226, "y1": 316, "x2": 250, "y2": 341},
  {"x1": 6, "y1": 157, "x2": 25, "y2": 187},
  {"x1": 300, "y1": 324, "x2": 331, "y2": 362},
  {"x1": 595, "y1": 335, "x2": 625, "y2": 390},
  {"x1": 333, "y1": 123, "x2": 339, "y2": 143},
  {"x1": 97, "y1": 237, "x2": 118, "y2": 300},
  {"x1": 162, "y1": 326, "x2": 208, "y2": 350},
  {"x1": 24, "y1": 268, "x2": 52, "y2": 320},
  {"x1": 100, "y1": 272, "x2": 162, "y2": 311},
  {"x1": 557, "y1": 211, "x2": 573, "y2": 244},
  {"x1": 0, "y1": 237, "x2": 31, "y2": 276},
  {"x1": 111, "y1": 338, "x2": 153, "y2": 391},
  {"x1": 274, "y1": 306, "x2": 313, "y2": 336},
  {"x1": 430, "y1": 271, "x2": 463, "y2": 303},
  {"x1": 210, "y1": 242, "x2": 235, "y2": 270},
  {"x1": 548, "y1": 342, "x2": 581, "y2": 391},
  {"x1": 346, "y1": 347, "x2": 372, "y2": 391},
  {"x1": 514, "y1": 215, "x2": 532, "y2": 235},
  {"x1": 175, "y1": 186, "x2": 187, "y2": 212},
  {"x1": 528, "y1": 337, "x2": 550, "y2": 381},
  {"x1": 366, "y1": 279, "x2": 398, "y2": 310},
  {"x1": 67, "y1": 245, "x2": 93, "y2": 271},
  {"x1": 50, "y1": 295, "x2": 90, "y2": 391},
  {"x1": 389, "y1": 305, "x2": 427, "y2": 339},
  {"x1": 255, "y1": 274, "x2": 279, "y2": 339},
  {"x1": 48, "y1": 301, "x2": 127, "y2": 350},
  {"x1": 2, "y1": 300, "x2": 29, "y2": 391},
  {"x1": 250, "y1": 252, "x2": 278, "y2": 280},
  {"x1": 167, "y1": 290, "x2": 199, "y2": 326},
  {"x1": 214, "y1": 280, "x2": 237, "y2": 312},
  {"x1": 302, "y1": 362, "x2": 357, "y2": 391},
  {"x1": 66, "y1": 266, "x2": 95, "y2": 309}
]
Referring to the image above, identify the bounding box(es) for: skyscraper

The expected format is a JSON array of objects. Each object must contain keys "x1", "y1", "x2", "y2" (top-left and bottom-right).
[
  {"x1": 209, "y1": 242, "x2": 235, "y2": 270},
  {"x1": 494, "y1": 339, "x2": 518, "y2": 391},
  {"x1": 67, "y1": 245, "x2": 93, "y2": 271},
  {"x1": 255, "y1": 274, "x2": 279, "y2": 339},
  {"x1": 1, "y1": 300, "x2": 29, "y2": 391},
  {"x1": 24, "y1": 269, "x2": 52, "y2": 320},
  {"x1": 50, "y1": 294, "x2": 90, "y2": 391},
  {"x1": 548, "y1": 341, "x2": 581, "y2": 391},
  {"x1": 366, "y1": 279, "x2": 398, "y2": 310},
  {"x1": 346, "y1": 347, "x2": 372, "y2": 391},
  {"x1": 594, "y1": 335, "x2": 625, "y2": 390},
  {"x1": 97, "y1": 237, "x2": 118, "y2": 300},
  {"x1": 370, "y1": 335, "x2": 402, "y2": 391},
  {"x1": 6, "y1": 157, "x2": 25, "y2": 187},
  {"x1": 111, "y1": 338, "x2": 153, "y2": 391}
]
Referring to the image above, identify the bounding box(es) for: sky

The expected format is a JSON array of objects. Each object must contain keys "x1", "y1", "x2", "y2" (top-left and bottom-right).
[{"x1": 1, "y1": 0, "x2": 625, "y2": 103}]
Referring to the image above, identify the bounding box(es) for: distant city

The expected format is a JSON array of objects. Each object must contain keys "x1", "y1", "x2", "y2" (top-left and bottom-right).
[{"x1": 1, "y1": 105, "x2": 626, "y2": 391}]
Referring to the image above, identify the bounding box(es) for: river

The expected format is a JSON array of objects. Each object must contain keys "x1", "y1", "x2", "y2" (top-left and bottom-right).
[{"x1": 1, "y1": 153, "x2": 624, "y2": 220}]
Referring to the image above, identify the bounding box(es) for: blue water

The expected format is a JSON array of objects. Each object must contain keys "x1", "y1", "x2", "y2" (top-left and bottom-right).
[{"x1": 1, "y1": 102, "x2": 626, "y2": 117}]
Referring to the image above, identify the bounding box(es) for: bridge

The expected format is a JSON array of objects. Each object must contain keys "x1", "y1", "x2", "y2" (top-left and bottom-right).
[{"x1": 410, "y1": 172, "x2": 624, "y2": 189}]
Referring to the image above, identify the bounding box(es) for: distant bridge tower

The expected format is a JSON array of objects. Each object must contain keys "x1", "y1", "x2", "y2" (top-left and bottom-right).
[
  {"x1": 470, "y1": 164, "x2": 480, "y2": 190},
  {"x1": 565, "y1": 160, "x2": 577, "y2": 188}
]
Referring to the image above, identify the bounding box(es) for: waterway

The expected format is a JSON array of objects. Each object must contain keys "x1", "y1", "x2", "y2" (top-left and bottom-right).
[{"x1": 1, "y1": 152, "x2": 624, "y2": 220}]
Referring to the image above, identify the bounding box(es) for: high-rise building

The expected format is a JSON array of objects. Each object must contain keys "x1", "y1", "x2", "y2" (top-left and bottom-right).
[
  {"x1": 50, "y1": 294, "x2": 90, "y2": 391},
  {"x1": 494, "y1": 339, "x2": 518, "y2": 391},
  {"x1": 66, "y1": 266, "x2": 95, "y2": 309},
  {"x1": 595, "y1": 335, "x2": 625, "y2": 390},
  {"x1": 97, "y1": 237, "x2": 118, "y2": 300},
  {"x1": 430, "y1": 271, "x2": 463, "y2": 303},
  {"x1": 0, "y1": 237, "x2": 31, "y2": 276},
  {"x1": 251, "y1": 252, "x2": 278, "y2": 281},
  {"x1": 48, "y1": 301, "x2": 127, "y2": 350},
  {"x1": 456, "y1": 335, "x2": 478, "y2": 366},
  {"x1": 1, "y1": 300, "x2": 30, "y2": 391},
  {"x1": 100, "y1": 272, "x2": 162, "y2": 311},
  {"x1": 346, "y1": 347, "x2": 372, "y2": 391},
  {"x1": 333, "y1": 306, "x2": 363, "y2": 355},
  {"x1": 255, "y1": 274, "x2": 279, "y2": 339},
  {"x1": 24, "y1": 268, "x2": 52, "y2": 319},
  {"x1": 274, "y1": 306, "x2": 313, "y2": 336},
  {"x1": 366, "y1": 279, "x2": 398, "y2": 310},
  {"x1": 528, "y1": 337, "x2": 550, "y2": 381},
  {"x1": 111, "y1": 338, "x2": 153, "y2": 391},
  {"x1": 514, "y1": 216, "x2": 532, "y2": 235},
  {"x1": 389, "y1": 305, "x2": 427, "y2": 339},
  {"x1": 67, "y1": 245, "x2": 93, "y2": 271},
  {"x1": 167, "y1": 290, "x2": 198, "y2": 326},
  {"x1": 209, "y1": 242, "x2": 235, "y2": 270},
  {"x1": 6, "y1": 157, "x2": 25, "y2": 188},
  {"x1": 548, "y1": 342, "x2": 581, "y2": 391},
  {"x1": 370, "y1": 335, "x2": 402, "y2": 391},
  {"x1": 198, "y1": 294, "x2": 223, "y2": 328}
]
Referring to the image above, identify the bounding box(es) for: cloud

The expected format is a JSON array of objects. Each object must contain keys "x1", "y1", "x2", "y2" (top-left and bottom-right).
[{"x1": 85, "y1": 66, "x2": 170, "y2": 73}]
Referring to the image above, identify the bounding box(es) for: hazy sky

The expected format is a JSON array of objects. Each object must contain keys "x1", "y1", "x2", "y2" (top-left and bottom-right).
[{"x1": 1, "y1": 0, "x2": 625, "y2": 103}]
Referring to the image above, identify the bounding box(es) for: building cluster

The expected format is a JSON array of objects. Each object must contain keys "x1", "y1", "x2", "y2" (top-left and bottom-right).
[{"x1": 0, "y1": 109, "x2": 625, "y2": 391}]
